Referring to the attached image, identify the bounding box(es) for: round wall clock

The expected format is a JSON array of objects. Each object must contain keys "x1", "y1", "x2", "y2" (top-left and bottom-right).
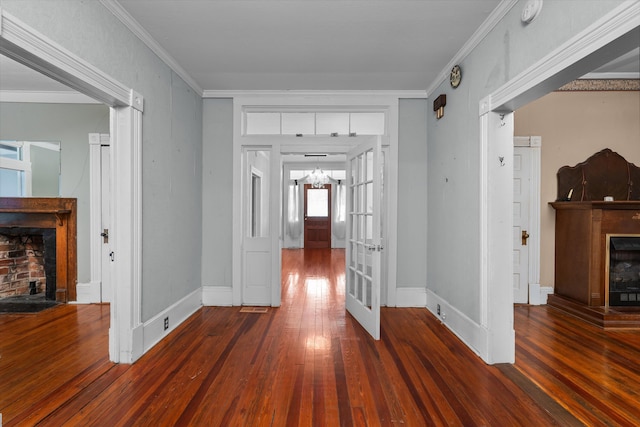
[{"x1": 450, "y1": 65, "x2": 462, "y2": 88}]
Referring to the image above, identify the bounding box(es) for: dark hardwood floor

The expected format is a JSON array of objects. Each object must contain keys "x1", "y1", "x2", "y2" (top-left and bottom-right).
[{"x1": 1, "y1": 248, "x2": 639, "y2": 426}]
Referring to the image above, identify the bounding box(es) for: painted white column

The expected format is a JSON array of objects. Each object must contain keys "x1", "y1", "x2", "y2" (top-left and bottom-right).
[{"x1": 479, "y1": 97, "x2": 515, "y2": 364}]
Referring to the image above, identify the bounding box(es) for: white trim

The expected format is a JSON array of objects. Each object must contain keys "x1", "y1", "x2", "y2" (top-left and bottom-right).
[
  {"x1": 142, "y1": 288, "x2": 202, "y2": 354},
  {"x1": 527, "y1": 138, "x2": 541, "y2": 304},
  {"x1": 513, "y1": 136, "x2": 542, "y2": 305},
  {"x1": 233, "y1": 94, "x2": 399, "y2": 312},
  {"x1": 85, "y1": 133, "x2": 110, "y2": 305},
  {"x1": 395, "y1": 287, "x2": 427, "y2": 308},
  {"x1": 75, "y1": 281, "x2": 101, "y2": 304},
  {"x1": 205, "y1": 90, "x2": 428, "y2": 99},
  {"x1": 202, "y1": 286, "x2": 234, "y2": 306},
  {"x1": 581, "y1": 72, "x2": 640, "y2": 80},
  {"x1": 0, "y1": 9, "x2": 133, "y2": 107},
  {"x1": 110, "y1": 105, "x2": 144, "y2": 363},
  {"x1": 426, "y1": 0, "x2": 519, "y2": 97},
  {"x1": 426, "y1": 289, "x2": 489, "y2": 360},
  {"x1": 478, "y1": 2, "x2": 638, "y2": 364},
  {"x1": 0, "y1": 90, "x2": 100, "y2": 104},
  {"x1": 489, "y1": 1, "x2": 640, "y2": 112},
  {"x1": 99, "y1": 0, "x2": 203, "y2": 96}
]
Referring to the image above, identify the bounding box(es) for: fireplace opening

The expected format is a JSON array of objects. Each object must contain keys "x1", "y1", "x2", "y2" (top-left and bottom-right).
[
  {"x1": 0, "y1": 228, "x2": 56, "y2": 301},
  {"x1": 608, "y1": 236, "x2": 640, "y2": 306}
]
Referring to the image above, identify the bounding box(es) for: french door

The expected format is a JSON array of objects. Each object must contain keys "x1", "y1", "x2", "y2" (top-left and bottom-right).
[{"x1": 346, "y1": 138, "x2": 382, "y2": 340}]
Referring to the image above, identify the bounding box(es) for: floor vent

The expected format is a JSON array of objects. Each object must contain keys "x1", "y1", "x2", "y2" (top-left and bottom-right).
[{"x1": 239, "y1": 307, "x2": 269, "y2": 313}]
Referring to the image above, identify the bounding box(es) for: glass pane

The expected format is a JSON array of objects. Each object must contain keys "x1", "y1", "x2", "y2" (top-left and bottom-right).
[
  {"x1": 350, "y1": 112, "x2": 385, "y2": 135},
  {"x1": 282, "y1": 113, "x2": 315, "y2": 135},
  {"x1": 366, "y1": 215, "x2": 373, "y2": 243},
  {"x1": 0, "y1": 143, "x2": 21, "y2": 160},
  {"x1": 246, "y1": 150, "x2": 270, "y2": 237},
  {"x1": 0, "y1": 168, "x2": 23, "y2": 196},
  {"x1": 366, "y1": 150, "x2": 373, "y2": 181},
  {"x1": 31, "y1": 145, "x2": 60, "y2": 197},
  {"x1": 246, "y1": 112, "x2": 281, "y2": 135},
  {"x1": 331, "y1": 170, "x2": 346, "y2": 181},
  {"x1": 307, "y1": 188, "x2": 328, "y2": 217},
  {"x1": 350, "y1": 159, "x2": 357, "y2": 183},
  {"x1": 316, "y1": 113, "x2": 349, "y2": 135},
  {"x1": 366, "y1": 182, "x2": 373, "y2": 213},
  {"x1": 348, "y1": 268, "x2": 356, "y2": 296},
  {"x1": 365, "y1": 277, "x2": 372, "y2": 308},
  {"x1": 290, "y1": 170, "x2": 306, "y2": 180}
]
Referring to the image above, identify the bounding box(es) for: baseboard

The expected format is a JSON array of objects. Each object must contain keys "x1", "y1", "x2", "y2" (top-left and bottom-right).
[
  {"x1": 529, "y1": 284, "x2": 554, "y2": 305},
  {"x1": 426, "y1": 289, "x2": 488, "y2": 360},
  {"x1": 540, "y1": 286, "x2": 553, "y2": 304},
  {"x1": 202, "y1": 286, "x2": 233, "y2": 306},
  {"x1": 142, "y1": 288, "x2": 202, "y2": 355},
  {"x1": 75, "y1": 281, "x2": 101, "y2": 304},
  {"x1": 395, "y1": 286, "x2": 427, "y2": 307}
]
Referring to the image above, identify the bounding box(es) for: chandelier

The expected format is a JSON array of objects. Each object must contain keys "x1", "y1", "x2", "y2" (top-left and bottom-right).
[{"x1": 309, "y1": 167, "x2": 329, "y2": 188}]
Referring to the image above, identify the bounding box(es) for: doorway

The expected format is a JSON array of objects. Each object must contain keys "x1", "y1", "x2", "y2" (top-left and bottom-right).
[
  {"x1": 0, "y1": 13, "x2": 144, "y2": 363},
  {"x1": 304, "y1": 184, "x2": 332, "y2": 249}
]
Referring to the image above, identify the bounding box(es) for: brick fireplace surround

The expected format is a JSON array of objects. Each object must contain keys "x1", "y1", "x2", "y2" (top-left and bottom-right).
[
  {"x1": 0, "y1": 198, "x2": 77, "y2": 302},
  {"x1": 0, "y1": 232, "x2": 48, "y2": 298}
]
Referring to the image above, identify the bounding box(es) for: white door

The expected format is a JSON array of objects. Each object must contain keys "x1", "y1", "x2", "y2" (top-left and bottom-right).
[
  {"x1": 346, "y1": 138, "x2": 382, "y2": 340},
  {"x1": 242, "y1": 149, "x2": 272, "y2": 305},
  {"x1": 100, "y1": 145, "x2": 112, "y2": 303},
  {"x1": 513, "y1": 147, "x2": 530, "y2": 303}
]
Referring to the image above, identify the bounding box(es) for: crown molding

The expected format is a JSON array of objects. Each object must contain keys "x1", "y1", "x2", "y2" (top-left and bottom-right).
[
  {"x1": 0, "y1": 90, "x2": 101, "y2": 104},
  {"x1": 99, "y1": 0, "x2": 203, "y2": 96},
  {"x1": 203, "y1": 89, "x2": 428, "y2": 99},
  {"x1": 426, "y1": 0, "x2": 519, "y2": 97}
]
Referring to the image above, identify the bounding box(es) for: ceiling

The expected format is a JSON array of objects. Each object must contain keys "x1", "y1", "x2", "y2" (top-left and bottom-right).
[{"x1": 0, "y1": 1, "x2": 637, "y2": 94}]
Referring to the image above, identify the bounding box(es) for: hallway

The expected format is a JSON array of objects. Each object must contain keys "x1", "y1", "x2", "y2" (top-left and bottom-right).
[{"x1": 2, "y1": 249, "x2": 639, "y2": 425}]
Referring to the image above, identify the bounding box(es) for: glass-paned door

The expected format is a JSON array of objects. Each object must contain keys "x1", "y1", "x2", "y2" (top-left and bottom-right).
[{"x1": 346, "y1": 138, "x2": 382, "y2": 340}]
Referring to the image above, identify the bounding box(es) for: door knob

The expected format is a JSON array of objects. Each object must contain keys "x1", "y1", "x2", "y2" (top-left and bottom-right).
[{"x1": 521, "y1": 230, "x2": 530, "y2": 246}]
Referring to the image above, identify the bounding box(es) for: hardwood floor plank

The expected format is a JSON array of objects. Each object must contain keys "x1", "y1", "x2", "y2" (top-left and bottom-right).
[{"x1": 3, "y1": 249, "x2": 639, "y2": 426}]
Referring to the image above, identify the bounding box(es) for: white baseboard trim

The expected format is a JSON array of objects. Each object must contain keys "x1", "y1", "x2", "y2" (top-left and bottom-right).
[
  {"x1": 75, "y1": 281, "x2": 101, "y2": 304},
  {"x1": 540, "y1": 286, "x2": 553, "y2": 304},
  {"x1": 142, "y1": 288, "x2": 202, "y2": 355},
  {"x1": 528, "y1": 283, "x2": 554, "y2": 305},
  {"x1": 426, "y1": 290, "x2": 488, "y2": 361},
  {"x1": 395, "y1": 286, "x2": 427, "y2": 307},
  {"x1": 202, "y1": 286, "x2": 234, "y2": 306}
]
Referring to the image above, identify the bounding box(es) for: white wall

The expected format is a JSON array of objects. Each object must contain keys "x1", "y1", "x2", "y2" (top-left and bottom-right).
[
  {"x1": 0, "y1": 102, "x2": 109, "y2": 284},
  {"x1": 1, "y1": 1, "x2": 204, "y2": 321}
]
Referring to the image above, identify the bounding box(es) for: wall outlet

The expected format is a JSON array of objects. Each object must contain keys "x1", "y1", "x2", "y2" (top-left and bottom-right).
[
  {"x1": 164, "y1": 317, "x2": 169, "y2": 331},
  {"x1": 437, "y1": 304, "x2": 441, "y2": 315}
]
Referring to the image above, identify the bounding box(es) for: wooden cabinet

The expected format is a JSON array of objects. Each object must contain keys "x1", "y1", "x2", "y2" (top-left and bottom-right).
[{"x1": 551, "y1": 202, "x2": 640, "y2": 306}]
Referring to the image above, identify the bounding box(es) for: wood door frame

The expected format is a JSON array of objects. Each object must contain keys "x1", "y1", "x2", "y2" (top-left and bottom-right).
[{"x1": 303, "y1": 183, "x2": 332, "y2": 248}]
